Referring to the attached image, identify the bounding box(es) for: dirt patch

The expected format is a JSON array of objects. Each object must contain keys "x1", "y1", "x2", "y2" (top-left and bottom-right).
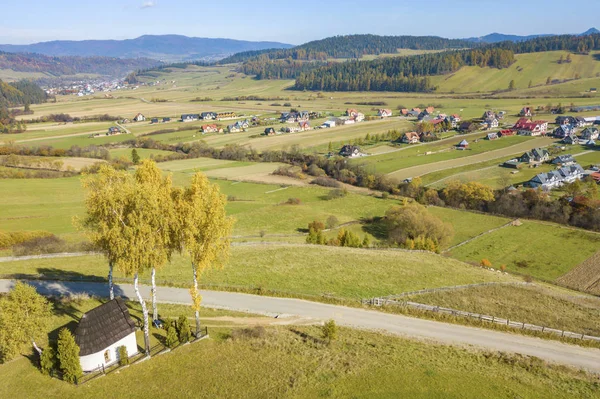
[{"x1": 557, "y1": 251, "x2": 600, "y2": 295}]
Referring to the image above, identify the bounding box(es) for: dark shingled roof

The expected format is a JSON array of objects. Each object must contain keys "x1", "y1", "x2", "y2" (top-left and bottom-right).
[{"x1": 75, "y1": 298, "x2": 137, "y2": 356}]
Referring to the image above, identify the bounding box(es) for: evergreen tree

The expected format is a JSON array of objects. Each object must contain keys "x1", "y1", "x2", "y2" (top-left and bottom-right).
[
  {"x1": 177, "y1": 316, "x2": 191, "y2": 343},
  {"x1": 131, "y1": 149, "x2": 140, "y2": 165},
  {"x1": 321, "y1": 319, "x2": 338, "y2": 345},
  {"x1": 165, "y1": 322, "x2": 178, "y2": 348},
  {"x1": 508, "y1": 80, "x2": 516, "y2": 91},
  {"x1": 56, "y1": 328, "x2": 82, "y2": 384},
  {"x1": 40, "y1": 346, "x2": 56, "y2": 376}
]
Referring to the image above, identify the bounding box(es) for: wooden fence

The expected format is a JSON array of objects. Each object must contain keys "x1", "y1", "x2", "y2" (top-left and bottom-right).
[
  {"x1": 362, "y1": 297, "x2": 600, "y2": 343},
  {"x1": 381, "y1": 282, "x2": 529, "y2": 299}
]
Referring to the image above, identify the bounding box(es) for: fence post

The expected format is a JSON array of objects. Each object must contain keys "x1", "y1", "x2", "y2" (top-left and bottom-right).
[
  {"x1": 492, "y1": 316, "x2": 495, "y2": 323},
  {"x1": 542, "y1": 326, "x2": 545, "y2": 333},
  {"x1": 507, "y1": 319, "x2": 509, "y2": 326},
  {"x1": 561, "y1": 330, "x2": 565, "y2": 337},
  {"x1": 522, "y1": 322, "x2": 525, "y2": 329}
]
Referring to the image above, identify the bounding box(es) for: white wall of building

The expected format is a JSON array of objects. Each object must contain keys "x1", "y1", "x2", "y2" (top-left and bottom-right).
[{"x1": 79, "y1": 332, "x2": 138, "y2": 372}]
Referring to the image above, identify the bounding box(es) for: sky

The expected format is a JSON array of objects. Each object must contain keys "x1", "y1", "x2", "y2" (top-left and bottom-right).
[{"x1": 1, "y1": 0, "x2": 599, "y2": 45}]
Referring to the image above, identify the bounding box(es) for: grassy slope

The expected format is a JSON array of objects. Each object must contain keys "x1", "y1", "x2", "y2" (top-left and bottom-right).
[
  {"x1": 2, "y1": 323, "x2": 597, "y2": 399},
  {"x1": 407, "y1": 284, "x2": 600, "y2": 336},
  {"x1": 433, "y1": 51, "x2": 600, "y2": 93},
  {"x1": 448, "y1": 221, "x2": 600, "y2": 281},
  {"x1": 0, "y1": 245, "x2": 516, "y2": 299}
]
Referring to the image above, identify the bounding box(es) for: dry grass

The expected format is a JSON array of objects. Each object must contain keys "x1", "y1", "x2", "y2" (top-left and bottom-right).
[{"x1": 557, "y1": 251, "x2": 600, "y2": 295}]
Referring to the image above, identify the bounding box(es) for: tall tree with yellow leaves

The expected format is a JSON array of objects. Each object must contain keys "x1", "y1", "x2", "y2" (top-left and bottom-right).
[{"x1": 171, "y1": 173, "x2": 233, "y2": 337}]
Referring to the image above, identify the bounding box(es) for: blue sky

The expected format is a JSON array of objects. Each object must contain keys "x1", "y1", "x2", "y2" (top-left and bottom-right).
[{"x1": 2, "y1": 0, "x2": 599, "y2": 45}]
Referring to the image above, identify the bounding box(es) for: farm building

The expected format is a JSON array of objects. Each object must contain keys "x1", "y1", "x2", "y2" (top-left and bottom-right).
[
  {"x1": 321, "y1": 120, "x2": 336, "y2": 128},
  {"x1": 503, "y1": 159, "x2": 523, "y2": 169},
  {"x1": 75, "y1": 298, "x2": 138, "y2": 373},
  {"x1": 457, "y1": 140, "x2": 469, "y2": 150},
  {"x1": 486, "y1": 132, "x2": 499, "y2": 140},
  {"x1": 217, "y1": 112, "x2": 236, "y2": 119},
  {"x1": 133, "y1": 113, "x2": 146, "y2": 122},
  {"x1": 150, "y1": 118, "x2": 159, "y2": 124},
  {"x1": 498, "y1": 129, "x2": 516, "y2": 137},
  {"x1": 162, "y1": 117, "x2": 171, "y2": 123}
]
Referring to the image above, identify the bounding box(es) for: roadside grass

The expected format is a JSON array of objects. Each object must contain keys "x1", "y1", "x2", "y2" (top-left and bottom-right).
[
  {"x1": 0, "y1": 245, "x2": 517, "y2": 299},
  {"x1": 1, "y1": 322, "x2": 597, "y2": 399},
  {"x1": 447, "y1": 221, "x2": 600, "y2": 281},
  {"x1": 405, "y1": 284, "x2": 600, "y2": 336}
]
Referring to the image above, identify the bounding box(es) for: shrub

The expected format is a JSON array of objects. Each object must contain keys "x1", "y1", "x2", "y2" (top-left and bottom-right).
[
  {"x1": 326, "y1": 188, "x2": 348, "y2": 200},
  {"x1": 273, "y1": 165, "x2": 304, "y2": 179},
  {"x1": 40, "y1": 346, "x2": 56, "y2": 376},
  {"x1": 56, "y1": 328, "x2": 82, "y2": 384},
  {"x1": 12, "y1": 235, "x2": 68, "y2": 256},
  {"x1": 311, "y1": 176, "x2": 341, "y2": 188},
  {"x1": 177, "y1": 316, "x2": 191, "y2": 343},
  {"x1": 326, "y1": 216, "x2": 339, "y2": 229},
  {"x1": 0, "y1": 230, "x2": 54, "y2": 249},
  {"x1": 480, "y1": 259, "x2": 492, "y2": 267},
  {"x1": 306, "y1": 164, "x2": 326, "y2": 177},
  {"x1": 385, "y1": 204, "x2": 453, "y2": 252},
  {"x1": 165, "y1": 322, "x2": 178, "y2": 348},
  {"x1": 308, "y1": 220, "x2": 325, "y2": 232},
  {"x1": 381, "y1": 192, "x2": 389, "y2": 199},
  {"x1": 284, "y1": 198, "x2": 302, "y2": 205},
  {"x1": 321, "y1": 320, "x2": 338, "y2": 345},
  {"x1": 118, "y1": 346, "x2": 129, "y2": 366}
]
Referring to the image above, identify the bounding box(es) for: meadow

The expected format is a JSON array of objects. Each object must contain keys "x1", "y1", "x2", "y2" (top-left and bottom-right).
[{"x1": 2, "y1": 303, "x2": 597, "y2": 399}]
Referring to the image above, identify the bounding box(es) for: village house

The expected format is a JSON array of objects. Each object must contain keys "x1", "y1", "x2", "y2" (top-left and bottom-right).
[
  {"x1": 75, "y1": 298, "x2": 138, "y2": 373},
  {"x1": 448, "y1": 114, "x2": 461, "y2": 128},
  {"x1": 458, "y1": 121, "x2": 477, "y2": 132},
  {"x1": 526, "y1": 170, "x2": 564, "y2": 190},
  {"x1": 201, "y1": 124, "x2": 220, "y2": 133},
  {"x1": 321, "y1": 120, "x2": 336, "y2": 128},
  {"x1": 520, "y1": 148, "x2": 550, "y2": 164},
  {"x1": 284, "y1": 126, "x2": 301, "y2": 133},
  {"x1": 553, "y1": 124, "x2": 575, "y2": 139},
  {"x1": 133, "y1": 113, "x2": 146, "y2": 122},
  {"x1": 400, "y1": 108, "x2": 409, "y2": 116},
  {"x1": 498, "y1": 129, "x2": 516, "y2": 137},
  {"x1": 162, "y1": 117, "x2": 171, "y2": 123},
  {"x1": 555, "y1": 116, "x2": 577, "y2": 126},
  {"x1": 483, "y1": 118, "x2": 499, "y2": 130},
  {"x1": 298, "y1": 121, "x2": 311, "y2": 131},
  {"x1": 378, "y1": 109, "x2": 393, "y2": 118},
  {"x1": 575, "y1": 116, "x2": 592, "y2": 128},
  {"x1": 150, "y1": 118, "x2": 159, "y2": 124},
  {"x1": 486, "y1": 132, "x2": 499, "y2": 140},
  {"x1": 346, "y1": 109, "x2": 359, "y2": 117},
  {"x1": 201, "y1": 112, "x2": 217, "y2": 120},
  {"x1": 401, "y1": 132, "x2": 420, "y2": 144},
  {"x1": 520, "y1": 107, "x2": 533, "y2": 117},
  {"x1": 516, "y1": 120, "x2": 548, "y2": 136},
  {"x1": 562, "y1": 134, "x2": 579, "y2": 145},
  {"x1": 333, "y1": 117, "x2": 355, "y2": 126},
  {"x1": 581, "y1": 127, "x2": 599, "y2": 140},
  {"x1": 181, "y1": 114, "x2": 200, "y2": 123},
  {"x1": 551, "y1": 154, "x2": 576, "y2": 166},
  {"x1": 217, "y1": 112, "x2": 236, "y2": 120},
  {"x1": 264, "y1": 127, "x2": 276, "y2": 136},
  {"x1": 425, "y1": 106, "x2": 435, "y2": 114},
  {"x1": 339, "y1": 145, "x2": 365, "y2": 158},
  {"x1": 351, "y1": 112, "x2": 365, "y2": 122}
]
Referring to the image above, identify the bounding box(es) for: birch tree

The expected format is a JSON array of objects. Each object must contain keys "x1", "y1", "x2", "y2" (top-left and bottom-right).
[
  {"x1": 80, "y1": 165, "x2": 134, "y2": 300},
  {"x1": 171, "y1": 173, "x2": 233, "y2": 337},
  {"x1": 133, "y1": 161, "x2": 174, "y2": 323}
]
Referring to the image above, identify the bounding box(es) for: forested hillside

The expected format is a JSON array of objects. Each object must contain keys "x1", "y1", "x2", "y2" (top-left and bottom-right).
[
  {"x1": 292, "y1": 34, "x2": 600, "y2": 92},
  {"x1": 219, "y1": 34, "x2": 476, "y2": 64},
  {"x1": 0, "y1": 51, "x2": 161, "y2": 78},
  {"x1": 0, "y1": 79, "x2": 47, "y2": 133},
  {"x1": 293, "y1": 48, "x2": 515, "y2": 92}
]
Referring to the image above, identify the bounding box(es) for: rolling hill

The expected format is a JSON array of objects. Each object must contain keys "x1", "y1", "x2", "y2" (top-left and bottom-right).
[
  {"x1": 432, "y1": 50, "x2": 600, "y2": 93},
  {"x1": 465, "y1": 28, "x2": 599, "y2": 43},
  {"x1": 0, "y1": 35, "x2": 293, "y2": 63}
]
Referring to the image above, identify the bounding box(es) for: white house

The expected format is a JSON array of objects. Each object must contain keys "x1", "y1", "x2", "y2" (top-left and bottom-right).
[
  {"x1": 75, "y1": 298, "x2": 138, "y2": 373},
  {"x1": 133, "y1": 113, "x2": 146, "y2": 122}
]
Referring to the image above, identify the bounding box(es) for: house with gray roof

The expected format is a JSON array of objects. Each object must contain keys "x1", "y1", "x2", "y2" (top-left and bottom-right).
[
  {"x1": 520, "y1": 148, "x2": 549, "y2": 164},
  {"x1": 75, "y1": 298, "x2": 138, "y2": 372},
  {"x1": 551, "y1": 154, "x2": 575, "y2": 166}
]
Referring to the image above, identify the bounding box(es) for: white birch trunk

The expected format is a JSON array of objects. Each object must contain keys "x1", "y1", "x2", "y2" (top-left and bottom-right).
[
  {"x1": 192, "y1": 264, "x2": 200, "y2": 337},
  {"x1": 108, "y1": 262, "x2": 114, "y2": 300},
  {"x1": 32, "y1": 340, "x2": 42, "y2": 356},
  {"x1": 134, "y1": 273, "x2": 150, "y2": 355},
  {"x1": 151, "y1": 267, "x2": 158, "y2": 321}
]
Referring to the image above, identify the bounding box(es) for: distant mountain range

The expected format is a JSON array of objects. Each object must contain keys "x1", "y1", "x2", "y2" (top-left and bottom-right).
[
  {"x1": 0, "y1": 35, "x2": 293, "y2": 62},
  {"x1": 465, "y1": 28, "x2": 600, "y2": 43}
]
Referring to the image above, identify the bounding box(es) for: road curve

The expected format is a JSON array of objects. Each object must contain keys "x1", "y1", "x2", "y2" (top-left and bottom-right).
[{"x1": 2, "y1": 279, "x2": 600, "y2": 373}]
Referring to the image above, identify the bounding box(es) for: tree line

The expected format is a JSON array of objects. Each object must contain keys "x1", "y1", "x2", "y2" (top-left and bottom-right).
[
  {"x1": 0, "y1": 79, "x2": 47, "y2": 133},
  {"x1": 219, "y1": 34, "x2": 476, "y2": 64}
]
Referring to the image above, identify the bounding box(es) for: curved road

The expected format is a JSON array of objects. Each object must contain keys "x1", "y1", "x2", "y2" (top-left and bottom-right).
[{"x1": 2, "y1": 279, "x2": 599, "y2": 373}]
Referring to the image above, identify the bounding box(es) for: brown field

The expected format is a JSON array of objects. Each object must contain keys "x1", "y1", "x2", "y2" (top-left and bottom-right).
[{"x1": 557, "y1": 251, "x2": 600, "y2": 295}]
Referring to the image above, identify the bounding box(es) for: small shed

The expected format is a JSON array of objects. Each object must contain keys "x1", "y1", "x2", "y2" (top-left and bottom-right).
[
  {"x1": 457, "y1": 139, "x2": 469, "y2": 150},
  {"x1": 75, "y1": 298, "x2": 138, "y2": 372}
]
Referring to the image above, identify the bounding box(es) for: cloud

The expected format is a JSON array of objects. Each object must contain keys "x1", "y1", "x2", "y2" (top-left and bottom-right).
[{"x1": 140, "y1": 1, "x2": 156, "y2": 9}]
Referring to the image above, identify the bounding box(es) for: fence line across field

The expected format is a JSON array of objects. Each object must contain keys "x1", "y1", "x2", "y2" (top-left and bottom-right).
[{"x1": 362, "y1": 297, "x2": 600, "y2": 343}]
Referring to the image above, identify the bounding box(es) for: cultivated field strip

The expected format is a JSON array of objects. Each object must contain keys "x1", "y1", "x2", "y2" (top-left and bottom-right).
[{"x1": 557, "y1": 250, "x2": 600, "y2": 295}]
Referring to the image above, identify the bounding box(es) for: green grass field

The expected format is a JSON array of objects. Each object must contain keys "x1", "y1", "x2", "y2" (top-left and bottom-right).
[
  {"x1": 407, "y1": 284, "x2": 600, "y2": 336},
  {"x1": 108, "y1": 148, "x2": 174, "y2": 161},
  {"x1": 433, "y1": 51, "x2": 600, "y2": 93},
  {"x1": 2, "y1": 306, "x2": 597, "y2": 399},
  {"x1": 448, "y1": 221, "x2": 600, "y2": 281},
  {"x1": 0, "y1": 245, "x2": 517, "y2": 299}
]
